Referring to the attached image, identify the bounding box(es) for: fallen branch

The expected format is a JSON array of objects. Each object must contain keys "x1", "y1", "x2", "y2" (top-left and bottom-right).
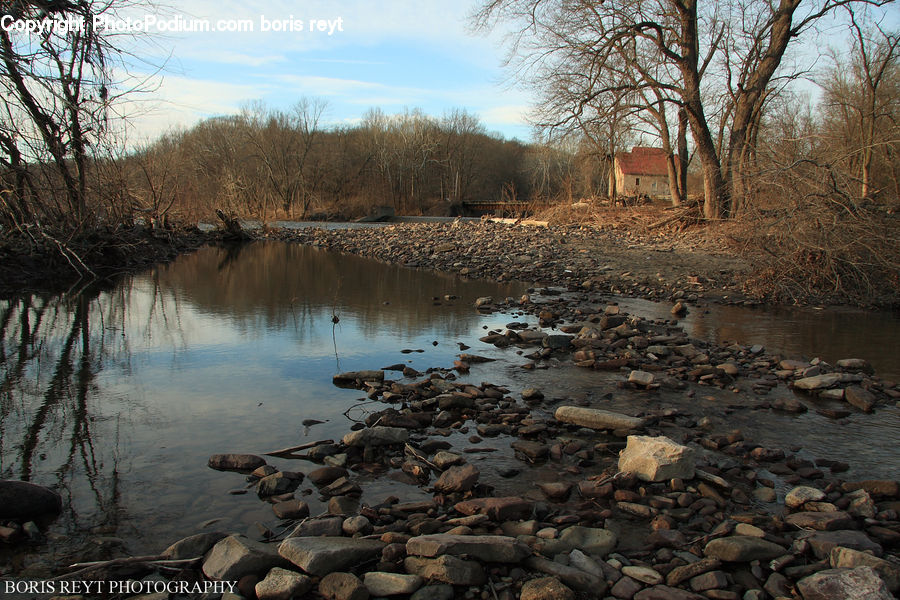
[{"x1": 264, "y1": 439, "x2": 334, "y2": 457}]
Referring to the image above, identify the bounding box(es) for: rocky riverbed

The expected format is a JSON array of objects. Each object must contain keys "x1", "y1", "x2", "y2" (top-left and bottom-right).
[{"x1": 2, "y1": 223, "x2": 898, "y2": 600}]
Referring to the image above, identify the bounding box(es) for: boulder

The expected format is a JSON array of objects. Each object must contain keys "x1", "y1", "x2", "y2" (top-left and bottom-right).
[
  {"x1": 0, "y1": 480, "x2": 62, "y2": 519},
  {"x1": 554, "y1": 406, "x2": 645, "y2": 431},
  {"x1": 557, "y1": 526, "x2": 617, "y2": 556},
  {"x1": 796, "y1": 566, "x2": 892, "y2": 600},
  {"x1": 406, "y1": 534, "x2": 530, "y2": 563},
  {"x1": 784, "y1": 511, "x2": 855, "y2": 531},
  {"x1": 202, "y1": 535, "x2": 287, "y2": 581},
  {"x1": 207, "y1": 454, "x2": 267, "y2": 472},
  {"x1": 845, "y1": 386, "x2": 876, "y2": 412},
  {"x1": 618, "y1": 435, "x2": 695, "y2": 482},
  {"x1": 363, "y1": 572, "x2": 423, "y2": 596},
  {"x1": 433, "y1": 464, "x2": 479, "y2": 494},
  {"x1": 830, "y1": 547, "x2": 900, "y2": 592},
  {"x1": 162, "y1": 532, "x2": 228, "y2": 560},
  {"x1": 404, "y1": 555, "x2": 485, "y2": 586},
  {"x1": 807, "y1": 530, "x2": 883, "y2": 559},
  {"x1": 785, "y1": 486, "x2": 826, "y2": 508},
  {"x1": 255, "y1": 567, "x2": 312, "y2": 600},
  {"x1": 703, "y1": 536, "x2": 786, "y2": 562},
  {"x1": 453, "y1": 497, "x2": 533, "y2": 521},
  {"x1": 520, "y1": 576, "x2": 574, "y2": 600},
  {"x1": 318, "y1": 572, "x2": 369, "y2": 600},
  {"x1": 342, "y1": 426, "x2": 408, "y2": 447},
  {"x1": 279, "y1": 537, "x2": 384, "y2": 576}
]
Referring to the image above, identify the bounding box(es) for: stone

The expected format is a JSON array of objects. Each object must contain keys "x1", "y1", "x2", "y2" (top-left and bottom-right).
[
  {"x1": 363, "y1": 572, "x2": 423, "y2": 596},
  {"x1": 796, "y1": 566, "x2": 892, "y2": 600},
  {"x1": 554, "y1": 406, "x2": 645, "y2": 431},
  {"x1": 520, "y1": 576, "x2": 575, "y2": 600},
  {"x1": 628, "y1": 370, "x2": 655, "y2": 386},
  {"x1": 162, "y1": 532, "x2": 228, "y2": 559},
  {"x1": 474, "y1": 296, "x2": 493, "y2": 308},
  {"x1": 785, "y1": 486, "x2": 826, "y2": 508},
  {"x1": 207, "y1": 454, "x2": 267, "y2": 472},
  {"x1": 538, "y1": 481, "x2": 573, "y2": 501},
  {"x1": 610, "y1": 576, "x2": 643, "y2": 599},
  {"x1": 342, "y1": 515, "x2": 372, "y2": 536},
  {"x1": 522, "y1": 387, "x2": 545, "y2": 400},
  {"x1": 318, "y1": 572, "x2": 369, "y2": 600},
  {"x1": 558, "y1": 526, "x2": 617, "y2": 556},
  {"x1": 454, "y1": 497, "x2": 533, "y2": 521},
  {"x1": 844, "y1": 386, "x2": 876, "y2": 412},
  {"x1": 830, "y1": 547, "x2": 900, "y2": 592},
  {"x1": 288, "y1": 516, "x2": 343, "y2": 538},
  {"x1": 433, "y1": 464, "x2": 479, "y2": 493},
  {"x1": 333, "y1": 370, "x2": 384, "y2": 385},
  {"x1": 404, "y1": 555, "x2": 486, "y2": 586},
  {"x1": 689, "y1": 570, "x2": 728, "y2": 592},
  {"x1": 202, "y1": 535, "x2": 287, "y2": 581},
  {"x1": 836, "y1": 358, "x2": 873, "y2": 372},
  {"x1": 0, "y1": 480, "x2": 62, "y2": 519},
  {"x1": 784, "y1": 511, "x2": 855, "y2": 531},
  {"x1": 410, "y1": 584, "x2": 454, "y2": 600},
  {"x1": 342, "y1": 426, "x2": 408, "y2": 447},
  {"x1": 406, "y1": 534, "x2": 531, "y2": 563},
  {"x1": 523, "y1": 555, "x2": 607, "y2": 594},
  {"x1": 257, "y1": 472, "x2": 301, "y2": 497},
  {"x1": 794, "y1": 373, "x2": 861, "y2": 390},
  {"x1": 666, "y1": 558, "x2": 721, "y2": 587},
  {"x1": 807, "y1": 530, "x2": 883, "y2": 559},
  {"x1": 703, "y1": 536, "x2": 786, "y2": 563},
  {"x1": 632, "y1": 585, "x2": 705, "y2": 599},
  {"x1": 842, "y1": 480, "x2": 900, "y2": 498},
  {"x1": 308, "y1": 466, "x2": 349, "y2": 486},
  {"x1": 432, "y1": 451, "x2": 464, "y2": 469},
  {"x1": 255, "y1": 567, "x2": 312, "y2": 600},
  {"x1": 622, "y1": 566, "x2": 664, "y2": 585},
  {"x1": 846, "y1": 489, "x2": 877, "y2": 518},
  {"x1": 273, "y1": 500, "x2": 310, "y2": 520},
  {"x1": 512, "y1": 440, "x2": 550, "y2": 459},
  {"x1": 618, "y1": 435, "x2": 695, "y2": 482},
  {"x1": 278, "y1": 537, "x2": 384, "y2": 577}
]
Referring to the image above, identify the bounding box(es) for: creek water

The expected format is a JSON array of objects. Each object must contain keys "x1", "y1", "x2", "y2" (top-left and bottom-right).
[{"x1": 1, "y1": 242, "x2": 898, "y2": 573}]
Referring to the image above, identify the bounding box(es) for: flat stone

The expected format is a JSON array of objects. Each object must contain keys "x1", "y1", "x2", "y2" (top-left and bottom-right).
[
  {"x1": 202, "y1": 535, "x2": 287, "y2": 581},
  {"x1": 207, "y1": 454, "x2": 267, "y2": 472},
  {"x1": 512, "y1": 440, "x2": 550, "y2": 459},
  {"x1": 554, "y1": 406, "x2": 644, "y2": 431},
  {"x1": 308, "y1": 466, "x2": 349, "y2": 486},
  {"x1": 342, "y1": 426, "x2": 408, "y2": 447},
  {"x1": 318, "y1": 572, "x2": 369, "y2": 600},
  {"x1": 618, "y1": 435, "x2": 695, "y2": 482},
  {"x1": 273, "y1": 500, "x2": 310, "y2": 520},
  {"x1": 610, "y1": 576, "x2": 643, "y2": 599},
  {"x1": 404, "y1": 555, "x2": 485, "y2": 586},
  {"x1": 538, "y1": 481, "x2": 573, "y2": 501},
  {"x1": 633, "y1": 585, "x2": 706, "y2": 599},
  {"x1": 288, "y1": 516, "x2": 343, "y2": 538},
  {"x1": 363, "y1": 572, "x2": 423, "y2": 596},
  {"x1": 622, "y1": 566, "x2": 663, "y2": 585},
  {"x1": 162, "y1": 532, "x2": 228, "y2": 560},
  {"x1": 796, "y1": 566, "x2": 893, "y2": 600},
  {"x1": 406, "y1": 534, "x2": 531, "y2": 563},
  {"x1": 794, "y1": 373, "x2": 861, "y2": 390},
  {"x1": 558, "y1": 526, "x2": 617, "y2": 556},
  {"x1": 666, "y1": 558, "x2": 721, "y2": 586},
  {"x1": 333, "y1": 370, "x2": 384, "y2": 385},
  {"x1": 523, "y1": 555, "x2": 607, "y2": 594},
  {"x1": 321, "y1": 476, "x2": 362, "y2": 497},
  {"x1": 278, "y1": 537, "x2": 384, "y2": 577},
  {"x1": 433, "y1": 464, "x2": 479, "y2": 493},
  {"x1": 842, "y1": 480, "x2": 900, "y2": 498},
  {"x1": 255, "y1": 567, "x2": 312, "y2": 600},
  {"x1": 844, "y1": 386, "x2": 876, "y2": 412},
  {"x1": 628, "y1": 370, "x2": 655, "y2": 386},
  {"x1": 432, "y1": 451, "x2": 464, "y2": 469},
  {"x1": 454, "y1": 497, "x2": 533, "y2": 521},
  {"x1": 785, "y1": 486, "x2": 827, "y2": 508},
  {"x1": 410, "y1": 584, "x2": 453, "y2": 600},
  {"x1": 520, "y1": 576, "x2": 574, "y2": 600},
  {"x1": 807, "y1": 530, "x2": 883, "y2": 559},
  {"x1": 836, "y1": 358, "x2": 873, "y2": 372},
  {"x1": 784, "y1": 511, "x2": 855, "y2": 531},
  {"x1": 830, "y1": 546, "x2": 900, "y2": 592},
  {"x1": 703, "y1": 536, "x2": 786, "y2": 562},
  {"x1": 257, "y1": 472, "x2": 301, "y2": 497}
]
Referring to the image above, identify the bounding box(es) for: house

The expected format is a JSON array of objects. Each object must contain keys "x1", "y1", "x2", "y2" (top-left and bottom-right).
[{"x1": 614, "y1": 146, "x2": 672, "y2": 198}]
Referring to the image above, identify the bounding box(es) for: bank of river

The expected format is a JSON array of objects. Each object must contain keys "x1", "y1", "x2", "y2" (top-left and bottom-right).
[{"x1": 1, "y1": 238, "x2": 898, "y2": 599}]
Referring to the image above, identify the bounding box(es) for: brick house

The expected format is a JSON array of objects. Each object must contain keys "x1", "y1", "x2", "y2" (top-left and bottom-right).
[{"x1": 614, "y1": 146, "x2": 672, "y2": 198}]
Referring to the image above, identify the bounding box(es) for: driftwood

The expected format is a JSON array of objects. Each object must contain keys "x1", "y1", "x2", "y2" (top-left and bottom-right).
[
  {"x1": 215, "y1": 209, "x2": 251, "y2": 240},
  {"x1": 648, "y1": 203, "x2": 702, "y2": 229},
  {"x1": 51, "y1": 554, "x2": 203, "y2": 581},
  {"x1": 264, "y1": 439, "x2": 334, "y2": 457}
]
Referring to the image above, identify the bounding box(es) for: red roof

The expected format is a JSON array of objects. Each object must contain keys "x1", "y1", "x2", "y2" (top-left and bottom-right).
[{"x1": 616, "y1": 147, "x2": 670, "y2": 176}]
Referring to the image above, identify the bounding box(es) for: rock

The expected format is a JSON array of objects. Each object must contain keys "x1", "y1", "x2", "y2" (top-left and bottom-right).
[
  {"x1": 404, "y1": 555, "x2": 486, "y2": 586},
  {"x1": 830, "y1": 547, "x2": 900, "y2": 592},
  {"x1": 522, "y1": 387, "x2": 545, "y2": 401},
  {"x1": 842, "y1": 480, "x2": 900, "y2": 498},
  {"x1": 610, "y1": 576, "x2": 643, "y2": 599},
  {"x1": 520, "y1": 576, "x2": 575, "y2": 600},
  {"x1": 512, "y1": 440, "x2": 550, "y2": 459},
  {"x1": 257, "y1": 472, "x2": 301, "y2": 497},
  {"x1": 618, "y1": 435, "x2": 695, "y2": 482},
  {"x1": 0, "y1": 481, "x2": 61, "y2": 520},
  {"x1": 836, "y1": 358, "x2": 873, "y2": 372},
  {"x1": 554, "y1": 406, "x2": 644, "y2": 431},
  {"x1": 689, "y1": 570, "x2": 728, "y2": 592},
  {"x1": 785, "y1": 486, "x2": 827, "y2": 508},
  {"x1": 433, "y1": 464, "x2": 479, "y2": 493},
  {"x1": 342, "y1": 426, "x2": 408, "y2": 447},
  {"x1": 796, "y1": 566, "x2": 893, "y2": 600},
  {"x1": 207, "y1": 454, "x2": 267, "y2": 472},
  {"x1": 523, "y1": 555, "x2": 607, "y2": 594},
  {"x1": 319, "y1": 572, "x2": 369, "y2": 600},
  {"x1": 846, "y1": 489, "x2": 877, "y2": 518},
  {"x1": 538, "y1": 481, "x2": 572, "y2": 501},
  {"x1": 162, "y1": 532, "x2": 228, "y2": 559},
  {"x1": 309, "y1": 466, "x2": 349, "y2": 486},
  {"x1": 330, "y1": 497, "x2": 360, "y2": 517},
  {"x1": 410, "y1": 584, "x2": 454, "y2": 600},
  {"x1": 333, "y1": 370, "x2": 384, "y2": 386},
  {"x1": 807, "y1": 530, "x2": 883, "y2": 559},
  {"x1": 321, "y1": 477, "x2": 362, "y2": 497},
  {"x1": 363, "y1": 572, "x2": 423, "y2": 596},
  {"x1": 288, "y1": 516, "x2": 343, "y2": 538},
  {"x1": 454, "y1": 497, "x2": 533, "y2": 521},
  {"x1": 406, "y1": 534, "x2": 531, "y2": 563},
  {"x1": 432, "y1": 451, "x2": 464, "y2": 469},
  {"x1": 671, "y1": 301, "x2": 687, "y2": 316},
  {"x1": 273, "y1": 500, "x2": 310, "y2": 520},
  {"x1": 628, "y1": 370, "x2": 655, "y2": 386},
  {"x1": 633, "y1": 586, "x2": 706, "y2": 600},
  {"x1": 279, "y1": 537, "x2": 384, "y2": 576},
  {"x1": 845, "y1": 386, "x2": 876, "y2": 412},
  {"x1": 784, "y1": 511, "x2": 855, "y2": 531},
  {"x1": 666, "y1": 558, "x2": 721, "y2": 587},
  {"x1": 202, "y1": 535, "x2": 287, "y2": 581},
  {"x1": 474, "y1": 296, "x2": 493, "y2": 308},
  {"x1": 255, "y1": 567, "x2": 312, "y2": 600},
  {"x1": 342, "y1": 515, "x2": 372, "y2": 536},
  {"x1": 794, "y1": 373, "x2": 860, "y2": 390},
  {"x1": 703, "y1": 536, "x2": 786, "y2": 562},
  {"x1": 557, "y1": 526, "x2": 617, "y2": 556},
  {"x1": 622, "y1": 566, "x2": 664, "y2": 585}
]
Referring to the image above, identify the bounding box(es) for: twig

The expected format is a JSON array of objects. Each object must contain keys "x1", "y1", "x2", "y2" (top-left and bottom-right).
[{"x1": 264, "y1": 439, "x2": 334, "y2": 457}]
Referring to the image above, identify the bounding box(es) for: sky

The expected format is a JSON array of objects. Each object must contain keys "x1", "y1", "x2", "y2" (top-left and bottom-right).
[{"x1": 111, "y1": 1, "x2": 534, "y2": 144}]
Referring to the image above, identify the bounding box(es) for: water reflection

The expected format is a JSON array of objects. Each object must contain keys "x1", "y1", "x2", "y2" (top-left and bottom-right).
[{"x1": 0, "y1": 243, "x2": 525, "y2": 567}]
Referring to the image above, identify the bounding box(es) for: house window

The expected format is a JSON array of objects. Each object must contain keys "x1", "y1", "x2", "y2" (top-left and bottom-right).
[
  {"x1": 652, "y1": 182, "x2": 657, "y2": 190},
  {"x1": 635, "y1": 177, "x2": 640, "y2": 186}
]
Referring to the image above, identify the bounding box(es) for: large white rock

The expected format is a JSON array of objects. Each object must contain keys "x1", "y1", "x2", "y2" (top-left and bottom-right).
[
  {"x1": 618, "y1": 435, "x2": 695, "y2": 482},
  {"x1": 554, "y1": 406, "x2": 644, "y2": 431}
]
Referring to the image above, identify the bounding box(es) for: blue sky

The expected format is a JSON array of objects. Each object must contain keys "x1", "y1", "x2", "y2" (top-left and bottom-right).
[{"x1": 116, "y1": 1, "x2": 534, "y2": 143}]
